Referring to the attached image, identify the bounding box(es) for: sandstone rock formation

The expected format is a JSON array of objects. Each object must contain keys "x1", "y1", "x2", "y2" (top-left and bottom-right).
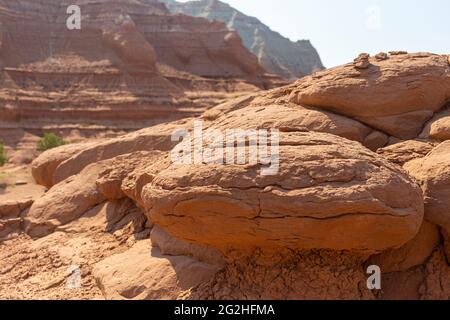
[
  {"x1": 161, "y1": 0, "x2": 325, "y2": 79},
  {"x1": 290, "y1": 53, "x2": 450, "y2": 139},
  {"x1": 26, "y1": 161, "x2": 110, "y2": 238},
  {"x1": 2, "y1": 52, "x2": 450, "y2": 300},
  {"x1": 144, "y1": 131, "x2": 423, "y2": 254},
  {"x1": 367, "y1": 221, "x2": 441, "y2": 273},
  {"x1": 31, "y1": 142, "x2": 97, "y2": 188},
  {"x1": 405, "y1": 141, "x2": 450, "y2": 234},
  {"x1": 93, "y1": 239, "x2": 220, "y2": 300}
]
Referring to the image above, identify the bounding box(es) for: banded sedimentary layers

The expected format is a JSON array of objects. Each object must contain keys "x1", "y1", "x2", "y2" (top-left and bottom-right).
[
  {"x1": 161, "y1": 0, "x2": 325, "y2": 79},
  {"x1": 0, "y1": 0, "x2": 281, "y2": 144}
]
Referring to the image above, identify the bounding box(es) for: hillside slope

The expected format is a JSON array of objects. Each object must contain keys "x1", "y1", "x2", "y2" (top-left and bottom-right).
[{"x1": 161, "y1": 0, "x2": 325, "y2": 79}]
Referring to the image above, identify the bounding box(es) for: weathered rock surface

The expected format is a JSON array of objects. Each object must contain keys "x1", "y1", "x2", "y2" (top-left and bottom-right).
[
  {"x1": 0, "y1": 199, "x2": 34, "y2": 219},
  {"x1": 33, "y1": 52, "x2": 450, "y2": 188},
  {"x1": 143, "y1": 131, "x2": 424, "y2": 254},
  {"x1": 52, "y1": 120, "x2": 191, "y2": 185},
  {"x1": 0, "y1": 168, "x2": 46, "y2": 239},
  {"x1": 162, "y1": 0, "x2": 324, "y2": 79},
  {"x1": 32, "y1": 98, "x2": 390, "y2": 190},
  {"x1": 0, "y1": 196, "x2": 32, "y2": 239},
  {"x1": 93, "y1": 239, "x2": 220, "y2": 300},
  {"x1": 367, "y1": 220, "x2": 440, "y2": 273},
  {"x1": 420, "y1": 106, "x2": 450, "y2": 141},
  {"x1": 353, "y1": 53, "x2": 371, "y2": 69},
  {"x1": 206, "y1": 101, "x2": 388, "y2": 151},
  {"x1": 25, "y1": 162, "x2": 109, "y2": 238},
  {"x1": 30, "y1": 120, "x2": 190, "y2": 187},
  {"x1": 289, "y1": 53, "x2": 450, "y2": 139},
  {"x1": 377, "y1": 140, "x2": 437, "y2": 166},
  {"x1": 95, "y1": 151, "x2": 164, "y2": 201},
  {"x1": 0, "y1": 199, "x2": 151, "y2": 299},
  {"x1": 26, "y1": 149, "x2": 168, "y2": 237},
  {"x1": 405, "y1": 141, "x2": 450, "y2": 233}
]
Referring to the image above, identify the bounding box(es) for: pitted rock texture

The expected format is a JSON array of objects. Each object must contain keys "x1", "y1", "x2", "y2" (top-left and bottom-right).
[
  {"x1": 202, "y1": 89, "x2": 389, "y2": 151},
  {"x1": 25, "y1": 162, "x2": 109, "y2": 238},
  {"x1": 31, "y1": 120, "x2": 192, "y2": 187},
  {"x1": 31, "y1": 142, "x2": 97, "y2": 189},
  {"x1": 289, "y1": 53, "x2": 450, "y2": 139},
  {"x1": 420, "y1": 106, "x2": 450, "y2": 141},
  {"x1": 190, "y1": 249, "x2": 374, "y2": 300},
  {"x1": 143, "y1": 131, "x2": 424, "y2": 254},
  {"x1": 161, "y1": 0, "x2": 324, "y2": 79}
]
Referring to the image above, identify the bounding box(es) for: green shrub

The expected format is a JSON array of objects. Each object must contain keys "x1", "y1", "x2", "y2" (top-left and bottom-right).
[
  {"x1": 0, "y1": 140, "x2": 7, "y2": 166},
  {"x1": 37, "y1": 133, "x2": 67, "y2": 151}
]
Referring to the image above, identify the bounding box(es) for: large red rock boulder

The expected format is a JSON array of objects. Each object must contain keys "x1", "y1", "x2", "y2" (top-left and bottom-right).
[
  {"x1": 420, "y1": 106, "x2": 450, "y2": 141},
  {"x1": 31, "y1": 142, "x2": 96, "y2": 188},
  {"x1": 143, "y1": 131, "x2": 424, "y2": 254},
  {"x1": 367, "y1": 220, "x2": 441, "y2": 273},
  {"x1": 30, "y1": 120, "x2": 192, "y2": 188},
  {"x1": 289, "y1": 53, "x2": 450, "y2": 139},
  {"x1": 377, "y1": 140, "x2": 437, "y2": 166},
  {"x1": 206, "y1": 102, "x2": 388, "y2": 151},
  {"x1": 100, "y1": 14, "x2": 157, "y2": 71}
]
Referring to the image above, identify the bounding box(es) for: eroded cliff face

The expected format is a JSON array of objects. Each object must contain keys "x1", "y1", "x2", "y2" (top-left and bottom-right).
[
  {"x1": 0, "y1": 0, "x2": 281, "y2": 151},
  {"x1": 161, "y1": 0, "x2": 325, "y2": 79},
  {"x1": 1, "y1": 52, "x2": 449, "y2": 300}
]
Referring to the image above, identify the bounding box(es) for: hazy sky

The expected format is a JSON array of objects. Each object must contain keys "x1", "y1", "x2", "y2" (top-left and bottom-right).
[{"x1": 178, "y1": 0, "x2": 450, "y2": 68}]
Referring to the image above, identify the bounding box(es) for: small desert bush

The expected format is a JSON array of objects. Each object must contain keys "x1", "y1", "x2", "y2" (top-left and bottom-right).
[
  {"x1": 0, "y1": 140, "x2": 7, "y2": 166},
  {"x1": 37, "y1": 133, "x2": 67, "y2": 152}
]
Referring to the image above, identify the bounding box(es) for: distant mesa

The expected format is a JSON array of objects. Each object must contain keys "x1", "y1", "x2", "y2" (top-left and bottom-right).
[{"x1": 160, "y1": 0, "x2": 325, "y2": 79}]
